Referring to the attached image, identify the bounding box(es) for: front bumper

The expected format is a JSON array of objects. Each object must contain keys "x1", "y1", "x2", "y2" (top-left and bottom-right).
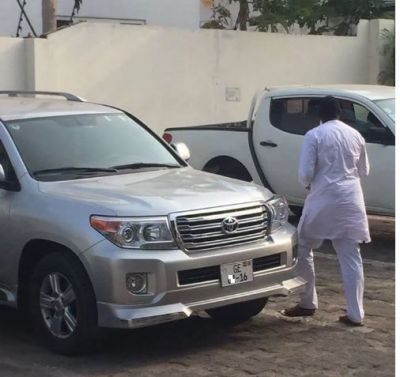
[
  {"x1": 81, "y1": 223, "x2": 304, "y2": 329},
  {"x1": 97, "y1": 276, "x2": 305, "y2": 329}
]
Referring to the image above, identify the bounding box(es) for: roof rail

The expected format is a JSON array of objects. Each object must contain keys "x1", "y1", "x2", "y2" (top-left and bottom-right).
[{"x1": 0, "y1": 91, "x2": 84, "y2": 102}]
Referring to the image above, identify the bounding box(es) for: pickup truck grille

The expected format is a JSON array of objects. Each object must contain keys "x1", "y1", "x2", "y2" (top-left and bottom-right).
[{"x1": 173, "y1": 203, "x2": 270, "y2": 252}]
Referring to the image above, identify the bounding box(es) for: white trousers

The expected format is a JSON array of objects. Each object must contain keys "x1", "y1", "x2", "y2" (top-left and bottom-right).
[{"x1": 297, "y1": 237, "x2": 365, "y2": 323}]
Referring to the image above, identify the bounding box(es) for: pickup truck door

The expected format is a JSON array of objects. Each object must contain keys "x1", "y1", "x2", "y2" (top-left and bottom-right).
[
  {"x1": 252, "y1": 95, "x2": 395, "y2": 215},
  {"x1": 335, "y1": 97, "x2": 395, "y2": 215},
  {"x1": 252, "y1": 96, "x2": 319, "y2": 206}
]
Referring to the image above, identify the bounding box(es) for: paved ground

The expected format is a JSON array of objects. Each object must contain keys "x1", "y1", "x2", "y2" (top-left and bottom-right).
[{"x1": 0, "y1": 216, "x2": 394, "y2": 377}]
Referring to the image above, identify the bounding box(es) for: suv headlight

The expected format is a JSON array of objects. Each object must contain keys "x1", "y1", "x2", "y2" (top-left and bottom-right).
[
  {"x1": 267, "y1": 195, "x2": 289, "y2": 232},
  {"x1": 90, "y1": 216, "x2": 176, "y2": 249}
]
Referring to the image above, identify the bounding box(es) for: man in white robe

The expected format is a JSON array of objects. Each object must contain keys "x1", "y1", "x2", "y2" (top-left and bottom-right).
[{"x1": 283, "y1": 96, "x2": 370, "y2": 326}]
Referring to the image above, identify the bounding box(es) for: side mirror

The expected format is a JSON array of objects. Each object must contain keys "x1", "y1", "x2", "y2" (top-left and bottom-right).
[
  {"x1": 172, "y1": 142, "x2": 191, "y2": 161},
  {"x1": 368, "y1": 127, "x2": 395, "y2": 146},
  {"x1": 0, "y1": 163, "x2": 20, "y2": 191},
  {"x1": 0, "y1": 164, "x2": 5, "y2": 182},
  {"x1": 381, "y1": 129, "x2": 395, "y2": 146}
]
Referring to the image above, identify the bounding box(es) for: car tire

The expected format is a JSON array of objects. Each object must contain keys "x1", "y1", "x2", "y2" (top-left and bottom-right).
[
  {"x1": 29, "y1": 252, "x2": 98, "y2": 355},
  {"x1": 290, "y1": 206, "x2": 303, "y2": 218},
  {"x1": 206, "y1": 297, "x2": 268, "y2": 325}
]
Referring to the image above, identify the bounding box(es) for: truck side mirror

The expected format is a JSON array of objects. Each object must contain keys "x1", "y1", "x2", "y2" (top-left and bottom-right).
[
  {"x1": 0, "y1": 164, "x2": 5, "y2": 182},
  {"x1": 368, "y1": 127, "x2": 395, "y2": 146},
  {"x1": 172, "y1": 143, "x2": 191, "y2": 161}
]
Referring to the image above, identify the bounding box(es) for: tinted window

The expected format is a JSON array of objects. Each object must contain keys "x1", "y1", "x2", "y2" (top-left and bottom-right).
[
  {"x1": 270, "y1": 97, "x2": 321, "y2": 136},
  {"x1": 337, "y1": 99, "x2": 394, "y2": 144},
  {"x1": 270, "y1": 96, "x2": 394, "y2": 145}
]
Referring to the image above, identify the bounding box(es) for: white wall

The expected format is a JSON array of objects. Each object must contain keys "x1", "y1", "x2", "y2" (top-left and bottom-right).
[
  {"x1": 0, "y1": 37, "x2": 27, "y2": 89},
  {"x1": 0, "y1": 19, "x2": 393, "y2": 134}
]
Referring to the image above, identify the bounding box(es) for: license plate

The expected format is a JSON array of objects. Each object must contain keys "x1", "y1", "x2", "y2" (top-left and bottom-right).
[{"x1": 220, "y1": 260, "x2": 253, "y2": 287}]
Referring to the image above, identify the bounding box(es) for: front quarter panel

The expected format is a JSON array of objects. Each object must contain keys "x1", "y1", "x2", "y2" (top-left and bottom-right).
[{"x1": 2, "y1": 174, "x2": 116, "y2": 292}]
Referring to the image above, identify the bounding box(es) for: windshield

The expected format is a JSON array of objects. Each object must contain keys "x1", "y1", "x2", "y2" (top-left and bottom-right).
[
  {"x1": 374, "y1": 98, "x2": 395, "y2": 121},
  {"x1": 5, "y1": 113, "x2": 181, "y2": 180}
]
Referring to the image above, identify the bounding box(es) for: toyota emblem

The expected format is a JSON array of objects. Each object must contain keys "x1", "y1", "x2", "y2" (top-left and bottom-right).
[{"x1": 221, "y1": 216, "x2": 239, "y2": 234}]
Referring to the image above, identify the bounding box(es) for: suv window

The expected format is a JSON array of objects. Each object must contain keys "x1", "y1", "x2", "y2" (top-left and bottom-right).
[{"x1": 270, "y1": 97, "x2": 321, "y2": 136}]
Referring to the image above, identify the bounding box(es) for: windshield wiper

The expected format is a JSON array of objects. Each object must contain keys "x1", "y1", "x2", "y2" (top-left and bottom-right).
[
  {"x1": 33, "y1": 167, "x2": 118, "y2": 177},
  {"x1": 110, "y1": 163, "x2": 181, "y2": 170}
]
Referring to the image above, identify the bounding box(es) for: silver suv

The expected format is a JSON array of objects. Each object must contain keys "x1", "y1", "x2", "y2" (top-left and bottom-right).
[{"x1": 0, "y1": 91, "x2": 304, "y2": 354}]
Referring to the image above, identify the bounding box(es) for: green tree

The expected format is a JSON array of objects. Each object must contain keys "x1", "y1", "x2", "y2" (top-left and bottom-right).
[
  {"x1": 323, "y1": 0, "x2": 385, "y2": 35},
  {"x1": 202, "y1": 4, "x2": 232, "y2": 29},
  {"x1": 286, "y1": 0, "x2": 329, "y2": 34},
  {"x1": 203, "y1": 0, "x2": 386, "y2": 35}
]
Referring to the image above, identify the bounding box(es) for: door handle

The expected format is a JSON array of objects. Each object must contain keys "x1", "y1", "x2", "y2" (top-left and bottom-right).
[{"x1": 260, "y1": 141, "x2": 278, "y2": 147}]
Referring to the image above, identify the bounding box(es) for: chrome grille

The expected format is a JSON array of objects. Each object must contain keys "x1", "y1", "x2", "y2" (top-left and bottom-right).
[{"x1": 172, "y1": 203, "x2": 270, "y2": 252}]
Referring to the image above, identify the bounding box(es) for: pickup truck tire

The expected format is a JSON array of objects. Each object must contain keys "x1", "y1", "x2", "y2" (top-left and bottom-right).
[
  {"x1": 290, "y1": 206, "x2": 303, "y2": 218},
  {"x1": 206, "y1": 297, "x2": 268, "y2": 325},
  {"x1": 29, "y1": 252, "x2": 98, "y2": 355},
  {"x1": 203, "y1": 157, "x2": 253, "y2": 182}
]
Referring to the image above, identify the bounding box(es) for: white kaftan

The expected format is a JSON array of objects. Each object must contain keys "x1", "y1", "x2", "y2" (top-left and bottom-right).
[{"x1": 297, "y1": 120, "x2": 370, "y2": 243}]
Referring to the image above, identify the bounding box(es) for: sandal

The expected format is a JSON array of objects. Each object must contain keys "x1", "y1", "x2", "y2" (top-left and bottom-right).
[
  {"x1": 338, "y1": 315, "x2": 364, "y2": 327},
  {"x1": 281, "y1": 305, "x2": 316, "y2": 317}
]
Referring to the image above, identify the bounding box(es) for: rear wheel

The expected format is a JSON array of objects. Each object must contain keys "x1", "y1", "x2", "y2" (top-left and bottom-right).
[
  {"x1": 203, "y1": 158, "x2": 253, "y2": 182},
  {"x1": 206, "y1": 298, "x2": 268, "y2": 325},
  {"x1": 29, "y1": 252, "x2": 98, "y2": 355}
]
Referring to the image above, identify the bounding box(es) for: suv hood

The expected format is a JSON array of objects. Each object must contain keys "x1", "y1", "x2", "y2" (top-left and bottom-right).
[{"x1": 38, "y1": 167, "x2": 272, "y2": 216}]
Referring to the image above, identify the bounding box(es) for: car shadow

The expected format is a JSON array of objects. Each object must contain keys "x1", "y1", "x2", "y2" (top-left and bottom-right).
[{"x1": 0, "y1": 304, "x2": 340, "y2": 373}]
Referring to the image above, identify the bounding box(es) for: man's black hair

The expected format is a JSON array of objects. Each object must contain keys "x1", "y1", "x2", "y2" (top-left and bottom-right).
[{"x1": 319, "y1": 96, "x2": 341, "y2": 122}]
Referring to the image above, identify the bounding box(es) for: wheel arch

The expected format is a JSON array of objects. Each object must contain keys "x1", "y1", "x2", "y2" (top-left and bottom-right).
[
  {"x1": 203, "y1": 155, "x2": 253, "y2": 182},
  {"x1": 17, "y1": 239, "x2": 95, "y2": 310}
]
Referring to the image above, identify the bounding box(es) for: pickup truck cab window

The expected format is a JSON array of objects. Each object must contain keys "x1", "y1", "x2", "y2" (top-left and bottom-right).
[
  {"x1": 270, "y1": 97, "x2": 321, "y2": 136},
  {"x1": 270, "y1": 96, "x2": 394, "y2": 146},
  {"x1": 337, "y1": 99, "x2": 394, "y2": 145}
]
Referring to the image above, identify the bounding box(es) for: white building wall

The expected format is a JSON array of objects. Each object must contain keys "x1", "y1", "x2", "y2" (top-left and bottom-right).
[
  {"x1": 0, "y1": 37, "x2": 27, "y2": 89},
  {"x1": 0, "y1": 0, "x2": 201, "y2": 37},
  {"x1": 57, "y1": 0, "x2": 201, "y2": 29},
  {"x1": 31, "y1": 21, "x2": 376, "y2": 134},
  {"x1": 0, "y1": 19, "x2": 393, "y2": 134}
]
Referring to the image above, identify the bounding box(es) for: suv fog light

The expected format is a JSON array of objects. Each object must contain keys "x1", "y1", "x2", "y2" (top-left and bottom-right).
[{"x1": 126, "y1": 273, "x2": 148, "y2": 294}]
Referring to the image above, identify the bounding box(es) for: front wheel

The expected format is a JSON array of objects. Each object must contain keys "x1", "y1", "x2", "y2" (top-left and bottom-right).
[
  {"x1": 29, "y1": 252, "x2": 98, "y2": 355},
  {"x1": 206, "y1": 297, "x2": 268, "y2": 325},
  {"x1": 290, "y1": 205, "x2": 303, "y2": 218}
]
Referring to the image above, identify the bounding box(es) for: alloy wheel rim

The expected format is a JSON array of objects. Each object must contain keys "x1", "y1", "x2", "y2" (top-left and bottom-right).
[{"x1": 39, "y1": 272, "x2": 78, "y2": 339}]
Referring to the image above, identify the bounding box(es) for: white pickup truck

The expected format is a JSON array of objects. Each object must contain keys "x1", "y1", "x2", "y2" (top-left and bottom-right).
[{"x1": 164, "y1": 85, "x2": 395, "y2": 216}]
